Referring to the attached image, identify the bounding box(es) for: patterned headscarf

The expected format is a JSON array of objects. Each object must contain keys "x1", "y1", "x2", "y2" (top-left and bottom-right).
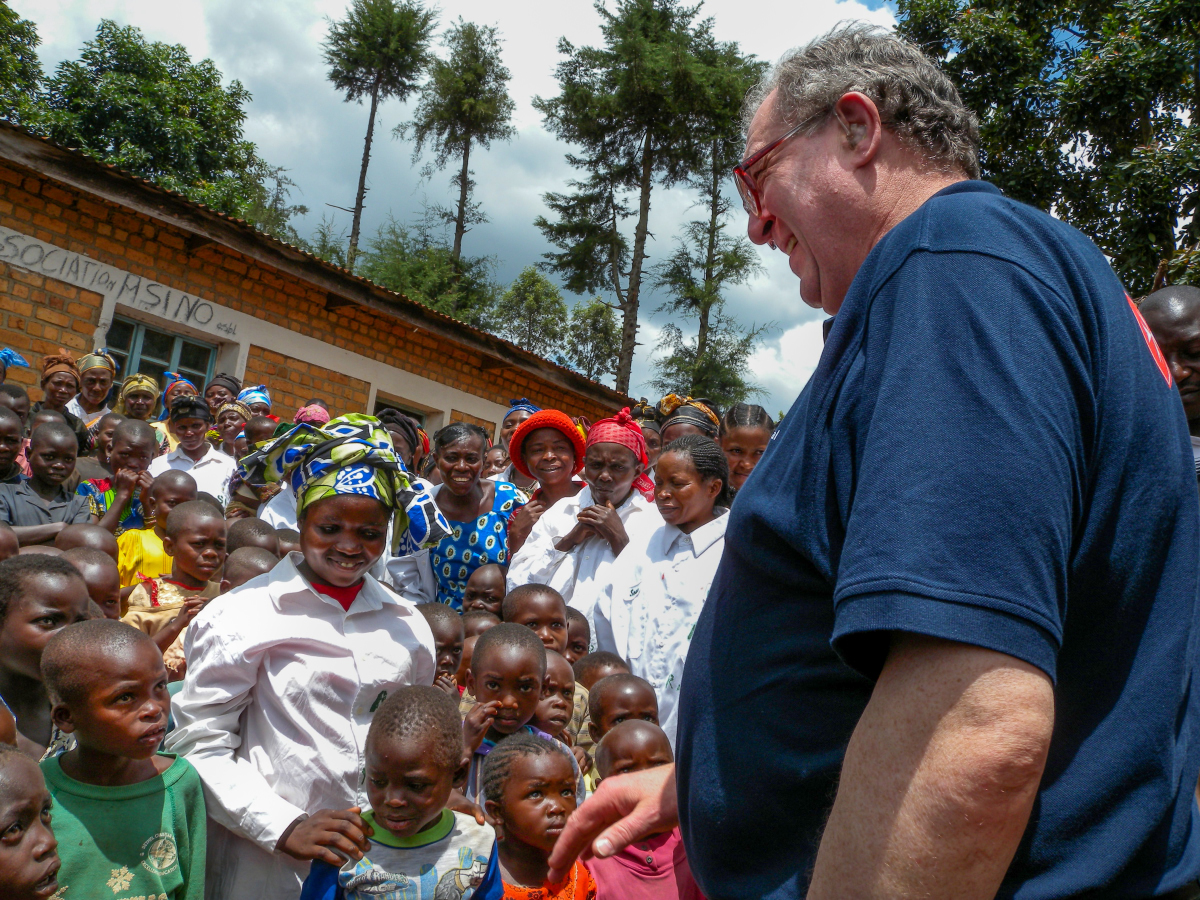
[
  {"x1": 238, "y1": 385, "x2": 272, "y2": 410},
  {"x1": 115, "y1": 374, "x2": 160, "y2": 418},
  {"x1": 238, "y1": 413, "x2": 451, "y2": 556},
  {"x1": 40, "y1": 349, "x2": 80, "y2": 387},
  {"x1": 77, "y1": 350, "x2": 118, "y2": 376},
  {"x1": 586, "y1": 408, "x2": 655, "y2": 500},
  {"x1": 216, "y1": 401, "x2": 253, "y2": 424},
  {"x1": 158, "y1": 373, "x2": 197, "y2": 420},
  {"x1": 294, "y1": 404, "x2": 331, "y2": 426},
  {"x1": 657, "y1": 394, "x2": 720, "y2": 438},
  {"x1": 508, "y1": 410, "x2": 586, "y2": 480},
  {"x1": 0, "y1": 348, "x2": 29, "y2": 375},
  {"x1": 506, "y1": 398, "x2": 541, "y2": 418}
]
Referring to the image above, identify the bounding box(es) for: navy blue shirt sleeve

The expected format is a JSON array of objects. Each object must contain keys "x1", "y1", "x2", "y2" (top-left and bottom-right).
[{"x1": 831, "y1": 249, "x2": 1091, "y2": 681}]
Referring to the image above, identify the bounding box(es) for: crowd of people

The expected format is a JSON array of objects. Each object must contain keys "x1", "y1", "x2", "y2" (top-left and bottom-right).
[{"x1": 0, "y1": 341, "x2": 775, "y2": 899}]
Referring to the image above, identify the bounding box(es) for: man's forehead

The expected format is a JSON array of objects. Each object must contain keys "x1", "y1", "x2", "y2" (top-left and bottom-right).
[{"x1": 745, "y1": 89, "x2": 786, "y2": 151}]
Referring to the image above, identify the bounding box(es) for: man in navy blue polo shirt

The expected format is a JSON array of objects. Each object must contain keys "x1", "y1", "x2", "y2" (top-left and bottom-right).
[{"x1": 550, "y1": 23, "x2": 1200, "y2": 900}]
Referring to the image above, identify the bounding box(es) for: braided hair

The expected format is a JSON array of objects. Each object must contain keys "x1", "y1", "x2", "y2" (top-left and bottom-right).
[
  {"x1": 433, "y1": 422, "x2": 489, "y2": 455},
  {"x1": 721, "y1": 403, "x2": 775, "y2": 436},
  {"x1": 660, "y1": 434, "x2": 732, "y2": 508},
  {"x1": 481, "y1": 730, "x2": 574, "y2": 806}
]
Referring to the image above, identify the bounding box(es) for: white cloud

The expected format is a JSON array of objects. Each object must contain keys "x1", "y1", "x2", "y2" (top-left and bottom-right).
[{"x1": 748, "y1": 317, "x2": 828, "y2": 414}]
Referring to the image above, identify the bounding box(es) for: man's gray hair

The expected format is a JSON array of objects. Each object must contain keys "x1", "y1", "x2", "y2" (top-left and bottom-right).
[{"x1": 745, "y1": 23, "x2": 980, "y2": 179}]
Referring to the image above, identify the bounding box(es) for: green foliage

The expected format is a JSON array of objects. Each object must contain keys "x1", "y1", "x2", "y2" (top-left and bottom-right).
[
  {"x1": 897, "y1": 0, "x2": 1200, "y2": 293},
  {"x1": 535, "y1": 0, "x2": 757, "y2": 393},
  {"x1": 307, "y1": 215, "x2": 349, "y2": 268},
  {"x1": 650, "y1": 314, "x2": 765, "y2": 409},
  {"x1": 239, "y1": 165, "x2": 310, "y2": 246},
  {"x1": 564, "y1": 297, "x2": 621, "y2": 383},
  {"x1": 0, "y1": 3, "x2": 42, "y2": 126},
  {"x1": 492, "y1": 266, "x2": 568, "y2": 358},
  {"x1": 40, "y1": 20, "x2": 269, "y2": 217},
  {"x1": 356, "y1": 215, "x2": 498, "y2": 328}
]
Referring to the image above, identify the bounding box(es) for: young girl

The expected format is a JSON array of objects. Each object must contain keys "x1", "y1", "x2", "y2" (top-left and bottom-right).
[
  {"x1": 719, "y1": 403, "x2": 775, "y2": 494},
  {"x1": 596, "y1": 435, "x2": 730, "y2": 751},
  {"x1": 429, "y1": 423, "x2": 525, "y2": 609},
  {"x1": 507, "y1": 410, "x2": 662, "y2": 635},
  {"x1": 505, "y1": 410, "x2": 587, "y2": 556},
  {"x1": 165, "y1": 414, "x2": 445, "y2": 899}
]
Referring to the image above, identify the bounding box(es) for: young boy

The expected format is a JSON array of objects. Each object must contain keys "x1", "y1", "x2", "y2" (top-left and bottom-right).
[
  {"x1": 463, "y1": 610, "x2": 501, "y2": 640},
  {"x1": 0, "y1": 744, "x2": 61, "y2": 899},
  {"x1": 462, "y1": 564, "x2": 506, "y2": 616},
  {"x1": 79, "y1": 419, "x2": 157, "y2": 536},
  {"x1": 586, "y1": 674, "x2": 659, "y2": 747},
  {"x1": 276, "y1": 527, "x2": 301, "y2": 556},
  {"x1": 564, "y1": 608, "x2": 590, "y2": 665},
  {"x1": 299, "y1": 686, "x2": 502, "y2": 900},
  {"x1": 532, "y1": 651, "x2": 576, "y2": 745},
  {"x1": 416, "y1": 602, "x2": 465, "y2": 695},
  {"x1": 62, "y1": 547, "x2": 121, "y2": 620},
  {"x1": 572, "y1": 652, "x2": 630, "y2": 693},
  {"x1": 54, "y1": 523, "x2": 118, "y2": 560},
  {"x1": 123, "y1": 500, "x2": 226, "y2": 679},
  {"x1": 39, "y1": 619, "x2": 206, "y2": 899},
  {"x1": 226, "y1": 516, "x2": 281, "y2": 555},
  {"x1": 588, "y1": 721, "x2": 701, "y2": 900},
  {"x1": 116, "y1": 470, "x2": 198, "y2": 590},
  {"x1": 220, "y1": 546, "x2": 279, "y2": 593},
  {"x1": 482, "y1": 732, "x2": 596, "y2": 899},
  {"x1": 0, "y1": 406, "x2": 23, "y2": 484},
  {"x1": 0, "y1": 422, "x2": 90, "y2": 545},
  {"x1": 463, "y1": 625, "x2": 585, "y2": 809}
]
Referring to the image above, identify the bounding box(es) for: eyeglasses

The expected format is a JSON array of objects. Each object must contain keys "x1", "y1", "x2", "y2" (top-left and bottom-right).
[{"x1": 732, "y1": 112, "x2": 824, "y2": 217}]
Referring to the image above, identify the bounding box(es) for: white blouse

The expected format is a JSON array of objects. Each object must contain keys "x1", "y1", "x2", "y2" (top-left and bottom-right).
[
  {"x1": 164, "y1": 552, "x2": 437, "y2": 900},
  {"x1": 506, "y1": 486, "x2": 663, "y2": 635},
  {"x1": 598, "y1": 511, "x2": 728, "y2": 750}
]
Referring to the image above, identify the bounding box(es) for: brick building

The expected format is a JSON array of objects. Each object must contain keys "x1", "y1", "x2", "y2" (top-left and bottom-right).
[{"x1": 0, "y1": 122, "x2": 628, "y2": 436}]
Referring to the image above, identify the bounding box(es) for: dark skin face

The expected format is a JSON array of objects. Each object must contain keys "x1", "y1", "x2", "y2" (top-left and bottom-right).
[
  {"x1": 93, "y1": 417, "x2": 122, "y2": 466},
  {"x1": 595, "y1": 721, "x2": 674, "y2": 782},
  {"x1": 588, "y1": 681, "x2": 660, "y2": 745},
  {"x1": 365, "y1": 733, "x2": 466, "y2": 840},
  {"x1": 463, "y1": 616, "x2": 498, "y2": 640},
  {"x1": 0, "y1": 756, "x2": 60, "y2": 900},
  {"x1": 660, "y1": 421, "x2": 708, "y2": 444},
  {"x1": 121, "y1": 389, "x2": 156, "y2": 420},
  {"x1": 462, "y1": 566, "x2": 506, "y2": 615},
  {"x1": 109, "y1": 435, "x2": 155, "y2": 474},
  {"x1": 578, "y1": 662, "x2": 630, "y2": 693},
  {"x1": 508, "y1": 592, "x2": 568, "y2": 653},
  {"x1": 522, "y1": 428, "x2": 577, "y2": 491},
  {"x1": 27, "y1": 433, "x2": 76, "y2": 494},
  {"x1": 563, "y1": 617, "x2": 589, "y2": 666},
  {"x1": 500, "y1": 409, "x2": 533, "y2": 450},
  {"x1": 247, "y1": 400, "x2": 271, "y2": 418},
  {"x1": 41, "y1": 373, "x2": 77, "y2": 411},
  {"x1": 0, "y1": 393, "x2": 29, "y2": 425},
  {"x1": 53, "y1": 641, "x2": 172, "y2": 786},
  {"x1": 0, "y1": 416, "x2": 21, "y2": 472},
  {"x1": 582, "y1": 443, "x2": 640, "y2": 508},
  {"x1": 163, "y1": 517, "x2": 227, "y2": 588},
  {"x1": 427, "y1": 617, "x2": 465, "y2": 681},
  {"x1": 0, "y1": 574, "x2": 90, "y2": 681},
  {"x1": 456, "y1": 634, "x2": 478, "y2": 685},
  {"x1": 216, "y1": 409, "x2": 246, "y2": 450},
  {"x1": 165, "y1": 383, "x2": 198, "y2": 408},
  {"x1": 298, "y1": 495, "x2": 388, "y2": 588},
  {"x1": 245, "y1": 419, "x2": 276, "y2": 446},
  {"x1": 171, "y1": 415, "x2": 212, "y2": 458},
  {"x1": 654, "y1": 450, "x2": 721, "y2": 533},
  {"x1": 482, "y1": 446, "x2": 509, "y2": 478},
  {"x1": 533, "y1": 652, "x2": 575, "y2": 739},
  {"x1": 435, "y1": 436, "x2": 486, "y2": 499},
  {"x1": 73, "y1": 561, "x2": 121, "y2": 620},
  {"x1": 204, "y1": 384, "x2": 234, "y2": 416},
  {"x1": 486, "y1": 752, "x2": 578, "y2": 885},
  {"x1": 149, "y1": 481, "x2": 198, "y2": 535},
  {"x1": 721, "y1": 425, "x2": 772, "y2": 491},
  {"x1": 466, "y1": 644, "x2": 544, "y2": 740},
  {"x1": 79, "y1": 369, "x2": 113, "y2": 411},
  {"x1": 1141, "y1": 298, "x2": 1200, "y2": 430},
  {"x1": 641, "y1": 426, "x2": 662, "y2": 468}
]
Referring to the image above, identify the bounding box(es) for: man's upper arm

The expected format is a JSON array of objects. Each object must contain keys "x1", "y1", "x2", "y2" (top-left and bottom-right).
[{"x1": 832, "y1": 251, "x2": 1086, "y2": 682}]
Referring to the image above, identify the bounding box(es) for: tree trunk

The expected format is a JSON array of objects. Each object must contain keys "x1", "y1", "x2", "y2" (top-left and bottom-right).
[
  {"x1": 452, "y1": 140, "x2": 472, "y2": 261},
  {"x1": 347, "y1": 79, "x2": 381, "y2": 272},
  {"x1": 695, "y1": 140, "x2": 721, "y2": 373},
  {"x1": 616, "y1": 134, "x2": 655, "y2": 395}
]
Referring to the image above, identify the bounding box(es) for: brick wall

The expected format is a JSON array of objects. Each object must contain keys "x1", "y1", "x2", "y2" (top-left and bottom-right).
[
  {"x1": 0, "y1": 261, "x2": 104, "y2": 394},
  {"x1": 450, "y1": 408, "x2": 497, "y2": 435},
  {"x1": 0, "y1": 159, "x2": 619, "y2": 422},
  {"x1": 243, "y1": 345, "x2": 370, "y2": 420}
]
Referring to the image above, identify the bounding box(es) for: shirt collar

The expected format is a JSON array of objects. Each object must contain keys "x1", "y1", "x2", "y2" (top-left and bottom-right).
[
  {"x1": 663, "y1": 508, "x2": 728, "y2": 556},
  {"x1": 15, "y1": 479, "x2": 72, "y2": 505},
  {"x1": 267, "y1": 551, "x2": 407, "y2": 616},
  {"x1": 168, "y1": 443, "x2": 216, "y2": 465}
]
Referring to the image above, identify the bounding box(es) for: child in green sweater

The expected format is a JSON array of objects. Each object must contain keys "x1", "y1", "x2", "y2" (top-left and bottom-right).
[{"x1": 38, "y1": 619, "x2": 205, "y2": 899}]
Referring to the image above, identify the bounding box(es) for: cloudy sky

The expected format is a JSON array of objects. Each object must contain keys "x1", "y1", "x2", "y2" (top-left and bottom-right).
[{"x1": 19, "y1": 0, "x2": 894, "y2": 414}]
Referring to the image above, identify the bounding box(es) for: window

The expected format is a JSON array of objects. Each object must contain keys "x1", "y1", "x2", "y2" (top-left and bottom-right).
[
  {"x1": 105, "y1": 317, "x2": 216, "y2": 390},
  {"x1": 373, "y1": 396, "x2": 426, "y2": 427}
]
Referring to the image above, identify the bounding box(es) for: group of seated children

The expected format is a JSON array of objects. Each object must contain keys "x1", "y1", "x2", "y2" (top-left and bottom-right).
[{"x1": 0, "y1": 389, "x2": 776, "y2": 900}]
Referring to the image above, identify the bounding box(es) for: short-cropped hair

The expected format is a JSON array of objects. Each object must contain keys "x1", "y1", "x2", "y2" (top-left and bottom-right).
[
  {"x1": 165, "y1": 500, "x2": 225, "y2": 540},
  {"x1": 416, "y1": 602, "x2": 464, "y2": 636},
  {"x1": 471, "y1": 623, "x2": 547, "y2": 678},
  {"x1": 41, "y1": 619, "x2": 156, "y2": 705},
  {"x1": 501, "y1": 583, "x2": 565, "y2": 622},
  {"x1": 0, "y1": 555, "x2": 84, "y2": 626},
  {"x1": 367, "y1": 685, "x2": 464, "y2": 770}
]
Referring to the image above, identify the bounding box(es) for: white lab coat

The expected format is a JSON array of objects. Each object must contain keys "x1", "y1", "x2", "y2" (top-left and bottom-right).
[
  {"x1": 164, "y1": 552, "x2": 437, "y2": 900},
  {"x1": 506, "y1": 486, "x2": 663, "y2": 635},
  {"x1": 598, "y1": 511, "x2": 728, "y2": 750}
]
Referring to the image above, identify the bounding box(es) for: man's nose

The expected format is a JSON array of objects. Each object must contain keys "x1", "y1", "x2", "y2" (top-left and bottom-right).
[{"x1": 747, "y1": 209, "x2": 774, "y2": 246}]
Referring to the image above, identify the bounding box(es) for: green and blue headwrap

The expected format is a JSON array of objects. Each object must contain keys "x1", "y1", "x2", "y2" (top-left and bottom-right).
[{"x1": 238, "y1": 413, "x2": 450, "y2": 555}]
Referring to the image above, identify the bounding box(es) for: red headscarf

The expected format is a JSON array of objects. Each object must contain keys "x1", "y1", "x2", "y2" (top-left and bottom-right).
[
  {"x1": 586, "y1": 408, "x2": 655, "y2": 501},
  {"x1": 508, "y1": 410, "x2": 586, "y2": 480}
]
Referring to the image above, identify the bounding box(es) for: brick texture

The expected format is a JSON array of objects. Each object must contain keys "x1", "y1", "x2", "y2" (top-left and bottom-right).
[
  {"x1": 0, "y1": 261, "x2": 103, "y2": 393},
  {"x1": 243, "y1": 345, "x2": 370, "y2": 420},
  {"x1": 0, "y1": 158, "x2": 618, "y2": 421},
  {"x1": 450, "y1": 409, "x2": 497, "y2": 435}
]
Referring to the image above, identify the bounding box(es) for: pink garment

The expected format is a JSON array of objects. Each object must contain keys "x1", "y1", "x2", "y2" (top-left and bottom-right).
[
  {"x1": 585, "y1": 828, "x2": 704, "y2": 900},
  {"x1": 16, "y1": 439, "x2": 30, "y2": 476},
  {"x1": 293, "y1": 404, "x2": 331, "y2": 426}
]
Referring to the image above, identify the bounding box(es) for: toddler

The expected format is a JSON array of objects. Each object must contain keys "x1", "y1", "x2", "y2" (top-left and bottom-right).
[
  {"x1": 564, "y1": 609, "x2": 590, "y2": 665},
  {"x1": 416, "y1": 602, "x2": 466, "y2": 694},
  {"x1": 300, "y1": 686, "x2": 501, "y2": 899},
  {"x1": 587, "y1": 674, "x2": 659, "y2": 747},
  {"x1": 226, "y1": 516, "x2": 281, "y2": 555},
  {"x1": 482, "y1": 732, "x2": 596, "y2": 899},
  {"x1": 0, "y1": 744, "x2": 60, "y2": 900},
  {"x1": 276, "y1": 527, "x2": 302, "y2": 556},
  {"x1": 463, "y1": 609, "x2": 501, "y2": 639},
  {"x1": 463, "y1": 563, "x2": 507, "y2": 616},
  {"x1": 572, "y1": 653, "x2": 629, "y2": 693},
  {"x1": 116, "y1": 470, "x2": 197, "y2": 590},
  {"x1": 40, "y1": 620, "x2": 205, "y2": 898},
  {"x1": 62, "y1": 547, "x2": 121, "y2": 620},
  {"x1": 220, "y1": 546, "x2": 279, "y2": 593}
]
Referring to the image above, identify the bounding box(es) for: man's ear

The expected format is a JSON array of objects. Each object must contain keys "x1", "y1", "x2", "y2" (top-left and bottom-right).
[
  {"x1": 50, "y1": 701, "x2": 76, "y2": 735},
  {"x1": 162, "y1": 535, "x2": 176, "y2": 557},
  {"x1": 588, "y1": 721, "x2": 602, "y2": 746},
  {"x1": 833, "y1": 91, "x2": 882, "y2": 167}
]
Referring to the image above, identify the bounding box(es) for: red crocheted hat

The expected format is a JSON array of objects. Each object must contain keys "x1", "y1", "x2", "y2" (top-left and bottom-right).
[{"x1": 508, "y1": 410, "x2": 586, "y2": 480}]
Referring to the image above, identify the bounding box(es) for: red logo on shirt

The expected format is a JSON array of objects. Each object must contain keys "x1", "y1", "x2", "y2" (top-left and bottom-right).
[{"x1": 1128, "y1": 295, "x2": 1172, "y2": 387}]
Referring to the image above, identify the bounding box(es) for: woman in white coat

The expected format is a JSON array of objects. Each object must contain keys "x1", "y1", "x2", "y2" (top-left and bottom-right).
[{"x1": 596, "y1": 434, "x2": 731, "y2": 750}]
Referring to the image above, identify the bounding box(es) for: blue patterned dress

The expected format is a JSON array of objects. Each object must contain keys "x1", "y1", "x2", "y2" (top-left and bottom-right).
[{"x1": 432, "y1": 481, "x2": 524, "y2": 609}]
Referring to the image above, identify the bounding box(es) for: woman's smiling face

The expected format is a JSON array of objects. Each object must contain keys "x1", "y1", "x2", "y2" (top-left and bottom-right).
[{"x1": 298, "y1": 494, "x2": 389, "y2": 587}]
